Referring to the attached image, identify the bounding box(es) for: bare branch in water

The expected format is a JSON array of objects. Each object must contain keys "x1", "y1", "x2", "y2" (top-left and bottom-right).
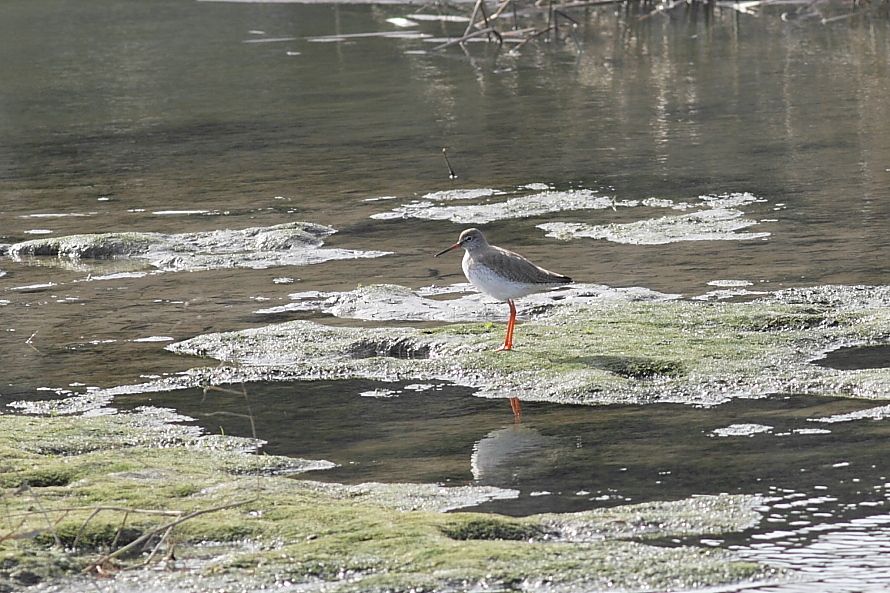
[
  {"x1": 433, "y1": 27, "x2": 503, "y2": 50},
  {"x1": 507, "y1": 26, "x2": 554, "y2": 54}
]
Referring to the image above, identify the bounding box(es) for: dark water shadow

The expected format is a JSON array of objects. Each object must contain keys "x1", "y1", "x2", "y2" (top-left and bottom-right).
[
  {"x1": 814, "y1": 345, "x2": 890, "y2": 371},
  {"x1": 114, "y1": 381, "x2": 890, "y2": 519}
]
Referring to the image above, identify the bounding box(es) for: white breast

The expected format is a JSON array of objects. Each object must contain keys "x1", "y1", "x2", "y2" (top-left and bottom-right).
[{"x1": 462, "y1": 251, "x2": 539, "y2": 301}]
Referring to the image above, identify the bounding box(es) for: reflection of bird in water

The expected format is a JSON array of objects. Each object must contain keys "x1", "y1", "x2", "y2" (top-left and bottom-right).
[
  {"x1": 435, "y1": 228, "x2": 572, "y2": 352},
  {"x1": 471, "y1": 424, "x2": 565, "y2": 486}
]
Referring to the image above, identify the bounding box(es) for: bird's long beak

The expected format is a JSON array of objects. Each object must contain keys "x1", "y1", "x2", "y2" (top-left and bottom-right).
[{"x1": 434, "y1": 242, "x2": 461, "y2": 257}]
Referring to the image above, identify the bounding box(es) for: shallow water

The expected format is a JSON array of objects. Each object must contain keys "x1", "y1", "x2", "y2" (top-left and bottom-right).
[
  {"x1": 816, "y1": 345, "x2": 890, "y2": 371},
  {"x1": 2, "y1": 0, "x2": 890, "y2": 391},
  {"x1": 114, "y1": 380, "x2": 890, "y2": 590},
  {"x1": 3, "y1": 0, "x2": 890, "y2": 589}
]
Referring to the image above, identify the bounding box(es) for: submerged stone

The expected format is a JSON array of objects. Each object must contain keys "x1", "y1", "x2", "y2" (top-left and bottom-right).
[
  {"x1": 7, "y1": 222, "x2": 389, "y2": 272},
  {"x1": 164, "y1": 284, "x2": 890, "y2": 406},
  {"x1": 8, "y1": 231, "x2": 159, "y2": 259}
]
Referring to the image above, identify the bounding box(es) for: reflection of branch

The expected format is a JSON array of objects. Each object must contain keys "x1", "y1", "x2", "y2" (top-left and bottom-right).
[
  {"x1": 433, "y1": 27, "x2": 504, "y2": 51},
  {"x1": 526, "y1": 0, "x2": 625, "y2": 12},
  {"x1": 202, "y1": 382, "x2": 258, "y2": 440},
  {"x1": 507, "y1": 27, "x2": 553, "y2": 54},
  {"x1": 0, "y1": 518, "x2": 27, "y2": 544},
  {"x1": 447, "y1": 0, "x2": 624, "y2": 55},
  {"x1": 640, "y1": 0, "x2": 686, "y2": 20}
]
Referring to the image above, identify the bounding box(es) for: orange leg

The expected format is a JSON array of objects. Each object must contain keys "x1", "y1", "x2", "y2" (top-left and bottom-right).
[
  {"x1": 496, "y1": 299, "x2": 517, "y2": 351},
  {"x1": 509, "y1": 397, "x2": 522, "y2": 420}
]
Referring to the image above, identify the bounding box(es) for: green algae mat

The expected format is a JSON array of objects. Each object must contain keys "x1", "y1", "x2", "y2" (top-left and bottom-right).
[
  {"x1": 1, "y1": 412, "x2": 773, "y2": 592},
  {"x1": 166, "y1": 284, "x2": 890, "y2": 406},
  {"x1": 4, "y1": 283, "x2": 889, "y2": 591}
]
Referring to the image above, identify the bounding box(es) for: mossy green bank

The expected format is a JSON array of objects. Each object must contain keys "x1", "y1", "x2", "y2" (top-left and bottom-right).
[{"x1": 1, "y1": 411, "x2": 773, "y2": 592}]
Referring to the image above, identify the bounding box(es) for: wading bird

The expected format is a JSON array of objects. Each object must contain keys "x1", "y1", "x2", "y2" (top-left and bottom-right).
[{"x1": 435, "y1": 228, "x2": 572, "y2": 352}]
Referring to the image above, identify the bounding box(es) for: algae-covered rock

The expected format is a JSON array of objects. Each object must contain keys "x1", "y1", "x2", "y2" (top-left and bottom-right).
[
  {"x1": 8, "y1": 232, "x2": 159, "y2": 259},
  {"x1": 7, "y1": 222, "x2": 389, "y2": 272},
  {"x1": 539, "y1": 192, "x2": 770, "y2": 244},
  {"x1": 371, "y1": 188, "x2": 634, "y2": 224},
  {"x1": 166, "y1": 284, "x2": 890, "y2": 406},
  {"x1": 538, "y1": 209, "x2": 769, "y2": 244}
]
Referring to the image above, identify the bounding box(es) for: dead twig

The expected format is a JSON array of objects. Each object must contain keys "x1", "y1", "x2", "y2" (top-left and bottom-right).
[
  {"x1": 25, "y1": 330, "x2": 40, "y2": 354},
  {"x1": 442, "y1": 147, "x2": 458, "y2": 179},
  {"x1": 143, "y1": 525, "x2": 175, "y2": 567},
  {"x1": 0, "y1": 518, "x2": 29, "y2": 544},
  {"x1": 479, "y1": 0, "x2": 493, "y2": 36},
  {"x1": 561, "y1": 0, "x2": 625, "y2": 7},
  {"x1": 464, "y1": 0, "x2": 485, "y2": 36},
  {"x1": 107, "y1": 511, "x2": 131, "y2": 551},
  {"x1": 524, "y1": 0, "x2": 625, "y2": 13},
  {"x1": 476, "y1": 0, "x2": 518, "y2": 29},
  {"x1": 499, "y1": 26, "x2": 539, "y2": 37},
  {"x1": 821, "y1": 11, "x2": 858, "y2": 22},
  {"x1": 5, "y1": 506, "x2": 184, "y2": 520},
  {"x1": 83, "y1": 499, "x2": 256, "y2": 575},
  {"x1": 73, "y1": 508, "x2": 105, "y2": 550},
  {"x1": 554, "y1": 8, "x2": 581, "y2": 24},
  {"x1": 20, "y1": 484, "x2": 61, "y2": 548}
]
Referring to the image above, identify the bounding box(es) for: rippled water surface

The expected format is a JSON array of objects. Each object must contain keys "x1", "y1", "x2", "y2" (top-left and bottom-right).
[
  {"x1": 2, "y1": 0, "x2": 890, "y2": 389},
  {"x1": 3, "y1": 0, "x2": 890, "y2": 589}
]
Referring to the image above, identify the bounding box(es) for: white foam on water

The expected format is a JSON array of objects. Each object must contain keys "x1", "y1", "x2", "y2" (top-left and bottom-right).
[
  {"x1": 242, "y1": 37, "x2": 298, "y2": 43},
  {"x1": 710, "y1": 423, "x2": 774, "y2": 438}
]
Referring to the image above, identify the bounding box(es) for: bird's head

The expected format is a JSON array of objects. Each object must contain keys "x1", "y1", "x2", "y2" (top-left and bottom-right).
[{"x1": 435, "y1": 228, "x2": 487, "y2": 257}]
